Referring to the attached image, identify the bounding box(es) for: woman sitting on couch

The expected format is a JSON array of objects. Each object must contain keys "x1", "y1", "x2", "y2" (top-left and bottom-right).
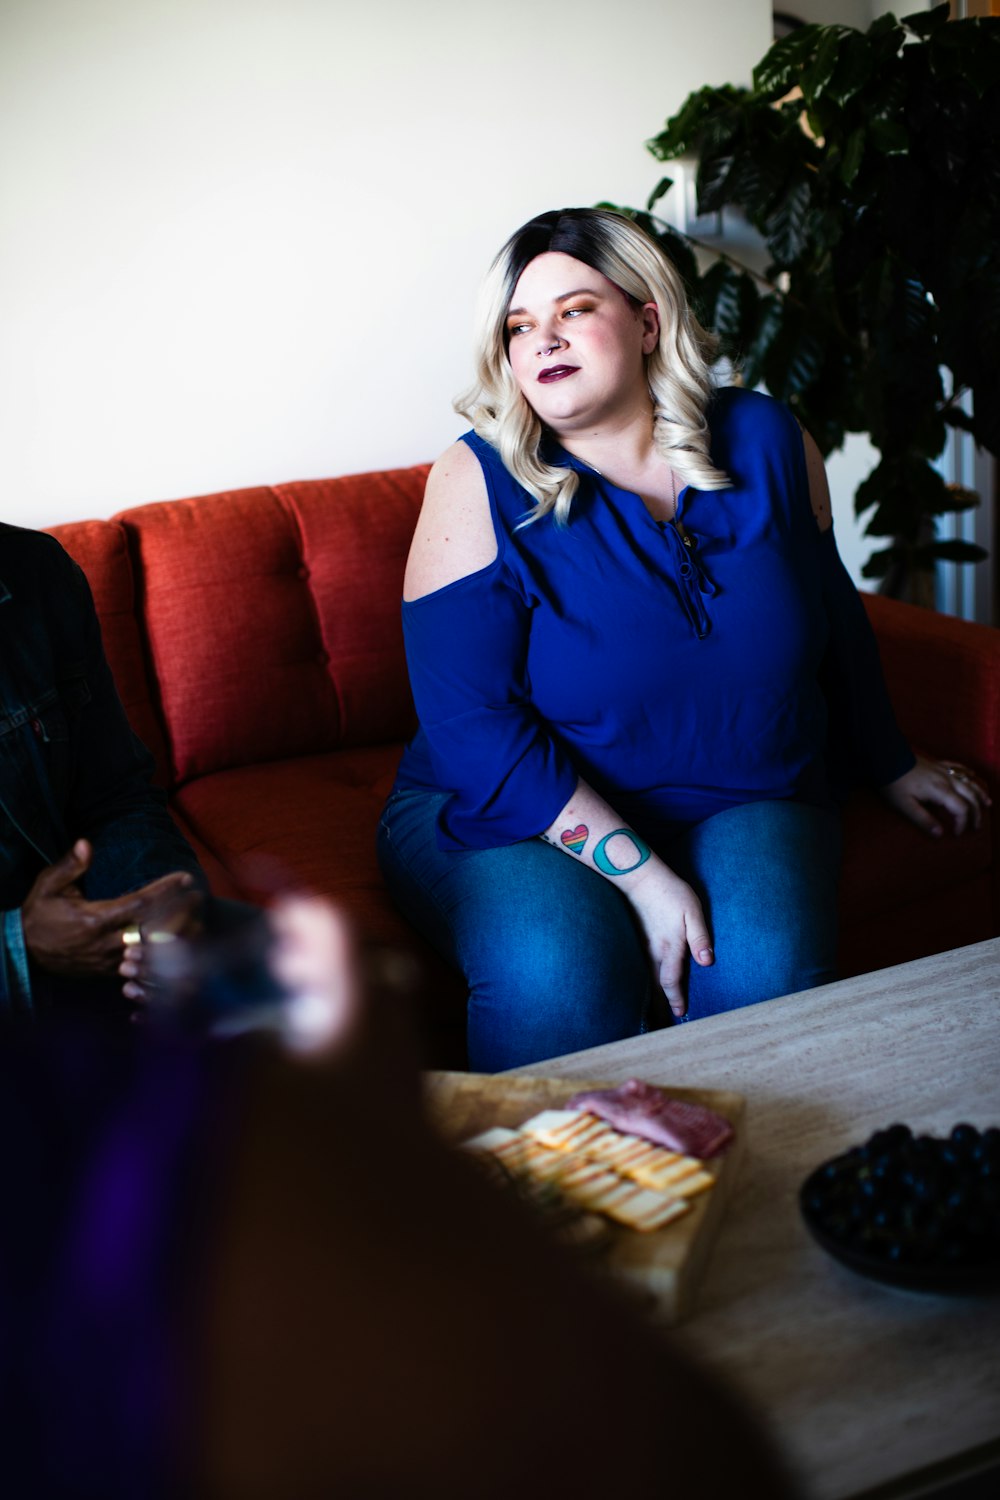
[{"x1": 378, "y1": 207, "x2": 989, "y2": 1071}]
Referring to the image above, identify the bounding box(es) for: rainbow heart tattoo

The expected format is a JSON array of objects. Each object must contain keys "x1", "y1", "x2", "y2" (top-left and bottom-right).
[{"x1": 560, "y1": 824, "x2": 588, "y2": 856}]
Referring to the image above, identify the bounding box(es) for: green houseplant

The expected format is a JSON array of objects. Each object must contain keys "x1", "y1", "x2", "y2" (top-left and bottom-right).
[{"x1": 604, "y1": 3, "x2": 999, "y2": 599}]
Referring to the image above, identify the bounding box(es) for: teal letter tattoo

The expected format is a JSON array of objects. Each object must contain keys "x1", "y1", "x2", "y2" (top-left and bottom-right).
[
  {"x1": 559, "y1": 824, "x2": 589, "y2": 856},
  {"x1": 592, "y1": 829, "x2": 651, "y2": 877}
]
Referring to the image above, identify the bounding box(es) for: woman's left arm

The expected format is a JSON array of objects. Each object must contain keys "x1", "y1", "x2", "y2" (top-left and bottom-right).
[{"x1": 801, "y1": 427, "x2": 992, "y2": 838}]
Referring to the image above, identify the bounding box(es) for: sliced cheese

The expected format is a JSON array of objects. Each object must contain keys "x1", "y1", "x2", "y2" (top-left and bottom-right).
[
  {"x1": 630, "y1": 1155, "x2": 703, "y2": 1191},
  {"x1": 518, "y1": 1109, "x2": 586, "y2": 1142},
  {"x1": 462, "y1": 1127, "x2": 520, "y2": 1153},
  {"x1": 461, "y1": 1100, "x2": 721, "y2": 1235}
]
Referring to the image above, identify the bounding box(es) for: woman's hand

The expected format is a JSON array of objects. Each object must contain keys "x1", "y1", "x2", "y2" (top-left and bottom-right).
[
  {"x1": 625, "y1": 863, "x2": 714, "y2": 1020},
  {"x1": 881, "y1": 755, "x2": 992, "y2": 838}
]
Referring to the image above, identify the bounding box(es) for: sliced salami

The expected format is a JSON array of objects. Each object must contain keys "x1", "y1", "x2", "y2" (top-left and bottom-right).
[{"x1": 565, "y1": 1079, "x2": 734, "y2": 1159}]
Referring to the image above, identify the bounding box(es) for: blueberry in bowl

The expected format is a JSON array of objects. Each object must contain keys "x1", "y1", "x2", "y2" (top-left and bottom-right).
[{"x1": 799, "y1": 1123, "x2": 1000, "y2": 1293}]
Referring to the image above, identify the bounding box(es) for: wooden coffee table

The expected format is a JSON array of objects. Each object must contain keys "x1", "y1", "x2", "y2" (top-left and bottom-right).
[{"x1": 506, "y1": 936, "x2": 1000, "y2": 1500}]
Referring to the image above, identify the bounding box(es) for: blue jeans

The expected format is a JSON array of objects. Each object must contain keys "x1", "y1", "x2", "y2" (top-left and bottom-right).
[{"x1": 377, "y1": 790, "x2": 842, "y2": 1072}]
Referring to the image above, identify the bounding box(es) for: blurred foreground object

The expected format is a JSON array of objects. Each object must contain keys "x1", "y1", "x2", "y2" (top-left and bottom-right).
[{"x1": 1, "y1": 899, "x2": 793, "y2": 1498}]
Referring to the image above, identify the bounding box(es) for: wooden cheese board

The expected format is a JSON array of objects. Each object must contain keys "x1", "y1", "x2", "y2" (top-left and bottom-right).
[{"x1": 423, "y1": 1070, "x2": 745, "y2": 1325}]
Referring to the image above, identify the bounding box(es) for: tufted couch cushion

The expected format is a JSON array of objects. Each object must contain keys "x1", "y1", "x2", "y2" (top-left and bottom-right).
[{"x1": 115, "y1": 469, "x2": 425, "y2": 787}]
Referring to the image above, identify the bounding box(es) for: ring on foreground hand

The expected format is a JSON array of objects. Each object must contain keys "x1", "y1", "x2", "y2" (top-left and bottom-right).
[{"x1": 121, "y1": 924, "x2": 143, "y2": 948}]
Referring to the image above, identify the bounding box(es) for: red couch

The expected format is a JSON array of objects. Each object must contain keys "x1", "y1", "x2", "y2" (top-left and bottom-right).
[{"x1": 48, "y1": 470, "x2": 1000, "y2": 1064}]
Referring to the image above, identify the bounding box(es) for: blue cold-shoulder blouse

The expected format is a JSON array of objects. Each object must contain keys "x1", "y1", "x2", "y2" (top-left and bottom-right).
[{"x1": 392, "y1": 386, "x2": 913, "y2": 851}]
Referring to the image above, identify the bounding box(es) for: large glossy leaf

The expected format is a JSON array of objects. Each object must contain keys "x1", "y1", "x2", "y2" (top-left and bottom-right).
[
  {"x1": 854, "y1": 462, "x2": 942, "y2": 537},
  {"x1": 894, "y1": 458, "x2": 951, "y2": 518},
  {"x1": 949, "y1": 30, "x2": 1000, "y2": 97},
  {"x1": 695, "y1": 150, "x2": 740, "y2": 215},
  {"x1": 929, "y1": 539, "x2": 989, "y2": 563},
  {"x1": 899, "y1": 277, "x2": 941, "y2": 342},
  {"x1": 646, "y1": 176, "x2": 674, "y2": 212},
  {"x1": 702, "y1": 263, "x2": 760, "y2": 355},
  {"x1": 972, "y1": 383, "x2": 1000, "y2": 455},
  {"x1": 752, "y1": 27, "x2": 825, "y2": 98},
  {"x1": 854, "y1": 464, "x2": 891, "y2": 525},
  {"x1": 826, "y1": 32, "x2": 874, "y2": 108},
  {"x1": 740, "y1": 297, "x2": 785, "y2": 390},
  {"x1": 810, "y1": 208, "x2": 844, "y2": 256},
  {"x1": 765, "y1": 179, "x2": 813, "y2": 266},
  {"x1": 782, "y1": 330, "x2": 826, "y2": 399},
  {"x1": 721, "y1": 142, "x2": 795, "y2": 222},
  {"x1": 936, "y1": 484, "x2": 981, "y2": 515},
  {"x1": 930, "y1": 18, "x2": 1000, "y2": 92},
  {"x1": 800, "y1": 28, "x2": 847, "y2": 106},
  {"x1": 866, "y1": 500, "x2": 919, "y2": 540},
  {"x1": 647, "y1": 86, "x2": 745, "y2": 162},
  {"x1": 650, "y1": 222, "x2": 700, "y2": 290},
  {"x1": 942, "y1": 405, "x2": 976, "y2": 435},
  {"x1": 870, "y1": 116, "x2": 909, "y2": 155},
  {"x1": 867, "y1": 13, "x2": 904, "y2": 47},
  {"x1": 836, "y1": 127, "x2": 866, "y2": 187},
  {"x1": 861, "y1": 545, "x2": 900, "y2": 580},
  {"x1": 763, "y1": 309, "x2": 826, "y2": 402},
  {"x1": 902, "y1": 3, "x2": 950, "y2": 40}
]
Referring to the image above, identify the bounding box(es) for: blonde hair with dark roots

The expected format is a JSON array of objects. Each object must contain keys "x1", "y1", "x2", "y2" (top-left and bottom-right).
[{"x1": 456, "y1": 207, "x2": 731, "y2": 524}]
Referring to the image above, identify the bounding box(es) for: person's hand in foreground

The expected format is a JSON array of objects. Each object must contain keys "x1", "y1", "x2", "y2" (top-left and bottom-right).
[
  {"x1": 882, "y1": 755, "x2": 992, "y2": 838},
  {"x1": 268, "y1": 895, "x2": 362, "y2": 1055},
  {"x1": 22, "y1": 838, "x2": 200, "y2": 981}
]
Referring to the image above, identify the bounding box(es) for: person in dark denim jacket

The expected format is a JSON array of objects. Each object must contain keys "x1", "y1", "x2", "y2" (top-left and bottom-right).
[{"x1": 0, "y1": 523, "x2": 205, "y2": 1015}]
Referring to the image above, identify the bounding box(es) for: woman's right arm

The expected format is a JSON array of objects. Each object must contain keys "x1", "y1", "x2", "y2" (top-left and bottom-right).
[
  {"x1": 404, "y1": 443, "x2": 713, "y2": 1015},
  {"x1": 539, "y1": 780, "x2": 714, "y2": 1019}
]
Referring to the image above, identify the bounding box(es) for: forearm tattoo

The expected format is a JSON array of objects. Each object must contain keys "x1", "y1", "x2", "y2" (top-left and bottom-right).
[
  {"x1": 544, "y1": 823, "x2": 650, "y2": 876},
  {"x1": 559, "y1": 824, "x2": 588, "y2": 855},
  {"x1": 592, "y1": 829, "x2": 651, "y2": 876}
]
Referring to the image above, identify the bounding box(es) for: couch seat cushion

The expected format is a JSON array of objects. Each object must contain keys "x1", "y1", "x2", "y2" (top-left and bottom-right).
[
  {"x1": 171, "y1": 746, "x2": 400, "y2": 914},
  {"x1": 170, "y1": 749, "x2": 468, "y2": 1052}
]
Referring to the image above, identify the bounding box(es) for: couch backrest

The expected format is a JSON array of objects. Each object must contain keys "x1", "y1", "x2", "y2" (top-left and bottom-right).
[
  {"x1": 45, "y1": 517, "x2": 174, "y2": 784},
  {"x1": 863, "y1": 592, "x2": 1000, "y2": 772},
  {"x1": 113, "y1": 467, "x2": 428, "y2": 786}
]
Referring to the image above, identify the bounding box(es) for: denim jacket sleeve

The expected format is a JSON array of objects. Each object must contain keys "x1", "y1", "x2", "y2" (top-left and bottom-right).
[
  {"x1": 60, "y1": 555, "x2": 207, "y2": 902},
  {"x1": 0, "y1": 907, "x2": 32, "y2": 1012},
  {"x1": 0, "y1": 528, "x2": 206, "y2": 904}
]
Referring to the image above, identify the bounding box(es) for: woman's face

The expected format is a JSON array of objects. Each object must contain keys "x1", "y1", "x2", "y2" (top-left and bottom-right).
[{"x1": 504, "y1": 251, "x2": 659, "y2": 435}]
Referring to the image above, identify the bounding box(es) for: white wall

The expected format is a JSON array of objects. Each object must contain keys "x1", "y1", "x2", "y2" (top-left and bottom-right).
[{"x1": 0, "y1": 0, "x2": 771, "y2": 526}]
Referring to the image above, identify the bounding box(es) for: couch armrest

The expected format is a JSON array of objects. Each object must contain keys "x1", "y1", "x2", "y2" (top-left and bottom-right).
[{"x1": 862, "y1": 593, "x2": 1000, "y2": 784}]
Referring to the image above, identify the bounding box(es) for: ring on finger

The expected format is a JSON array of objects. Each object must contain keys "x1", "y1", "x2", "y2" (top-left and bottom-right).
[{"x1": 121, "y1": 924, "x2": 143, "y2": 949}]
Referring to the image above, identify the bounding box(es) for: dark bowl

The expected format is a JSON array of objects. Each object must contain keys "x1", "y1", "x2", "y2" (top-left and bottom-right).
[{"x1": 799, "y1": 1154, "x2": 1000, "y2": 1296}]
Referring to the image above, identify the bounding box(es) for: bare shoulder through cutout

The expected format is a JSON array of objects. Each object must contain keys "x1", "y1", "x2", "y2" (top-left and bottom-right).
[{"x1": 403, "y1": 441, "x2": 500, "y2": 602}]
